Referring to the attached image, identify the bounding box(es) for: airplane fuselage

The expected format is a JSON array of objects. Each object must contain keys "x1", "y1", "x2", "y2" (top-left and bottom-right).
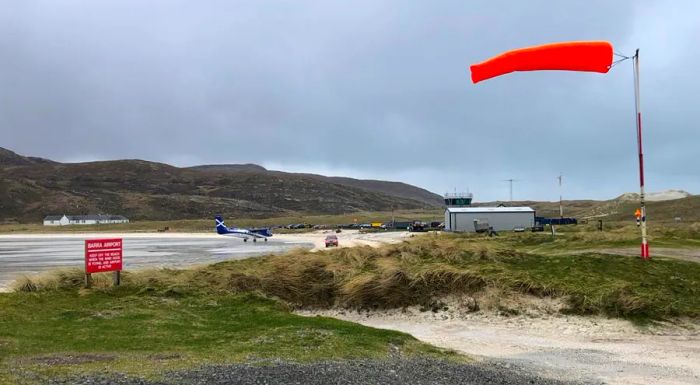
[
  {"x1": 219, "y1": 228, "x2": 268, "y2": 240},
  {"x1": 215, "y1": 215, "x2": 272, "y2": 242}
]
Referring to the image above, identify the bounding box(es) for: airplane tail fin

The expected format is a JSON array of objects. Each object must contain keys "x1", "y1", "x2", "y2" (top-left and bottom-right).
[{"x1": 215, "y1": 215, "x2": 228, "y2": 234}]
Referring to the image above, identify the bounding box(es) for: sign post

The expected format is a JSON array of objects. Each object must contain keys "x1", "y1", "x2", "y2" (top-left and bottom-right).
[{"x1": 85, "y1": 238, "x2": 123, "y2": 288}]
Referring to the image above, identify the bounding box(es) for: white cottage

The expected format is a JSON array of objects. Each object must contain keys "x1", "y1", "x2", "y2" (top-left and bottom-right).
[
  {"x1": 43, "y1": 214, "x2": 129, "y2": 226},
  {"x1": 43, "y1": 215, "x2": 70, "y2": 226}
]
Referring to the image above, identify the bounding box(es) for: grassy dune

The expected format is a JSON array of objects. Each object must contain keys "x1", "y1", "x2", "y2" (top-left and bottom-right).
[
  {"x1": 15, "y1": 230, "x2": 700, "y2": 320},
  {"x1": 511, "y1": 221, "x2": 700, "y2": 252}
]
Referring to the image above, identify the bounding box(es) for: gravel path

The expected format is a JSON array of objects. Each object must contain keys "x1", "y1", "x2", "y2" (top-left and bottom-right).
[
  {"x1": 45, "y1": 359, "x2": 590, "y2": 385},
  {"x1": 305, "y1": 309, "x2": 700, "y2": 385}
]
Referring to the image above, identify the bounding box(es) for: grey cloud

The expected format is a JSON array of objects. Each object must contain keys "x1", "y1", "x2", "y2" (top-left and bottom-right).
[{"x1": 1, "y1": 0, "x2": 699, "y2": 201}]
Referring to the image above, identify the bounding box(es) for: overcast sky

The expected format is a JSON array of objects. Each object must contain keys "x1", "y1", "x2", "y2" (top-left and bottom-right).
[{"x1": 2, "y1": 1, "x2": 699, "y2": 201}]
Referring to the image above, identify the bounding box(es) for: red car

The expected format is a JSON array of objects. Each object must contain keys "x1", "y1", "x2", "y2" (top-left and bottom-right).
[{"x1": 325, "y1": 235, "x2": 338, "y2": 247}]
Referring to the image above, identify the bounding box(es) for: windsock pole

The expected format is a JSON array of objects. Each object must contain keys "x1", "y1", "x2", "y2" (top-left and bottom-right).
[{"x1": 633, "y1": 49, "x2": 650, "y2": 259}]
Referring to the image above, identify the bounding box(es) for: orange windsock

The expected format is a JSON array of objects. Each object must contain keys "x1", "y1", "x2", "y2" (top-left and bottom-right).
[{"x1": 470, "y1": 41, "x2": 614, "y2": 84}]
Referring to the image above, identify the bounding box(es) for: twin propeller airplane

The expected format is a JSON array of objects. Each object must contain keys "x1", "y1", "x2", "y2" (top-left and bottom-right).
[{"x1": 215, "y1": 215, "x2": 273, "y2": 242}]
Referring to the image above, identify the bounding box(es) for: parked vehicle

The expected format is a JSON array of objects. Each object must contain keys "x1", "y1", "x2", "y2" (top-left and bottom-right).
[
  {"x1": 531, "y1": 224, "x2": 545, "y2": 232},
  {"x1": 325, "y1": 235, "x2": 338, "y2": 247},
  {"x1": 535, "y1": 216, "x2": 578, "y2": 225},
  {"x1": 384, "y1": 221, "x2": 410, "y2": 230},
  {"x1": 473, "y1": 220, "x2": 491, "y2": 233},
  {"x1": 408, "y1": 221, "x2": 426, "y2": 232}
]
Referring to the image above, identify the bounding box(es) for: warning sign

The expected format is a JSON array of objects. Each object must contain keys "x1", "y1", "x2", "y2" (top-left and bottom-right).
[{"x1": 85, "y1": 238, "x2": 122, "y2": 274}]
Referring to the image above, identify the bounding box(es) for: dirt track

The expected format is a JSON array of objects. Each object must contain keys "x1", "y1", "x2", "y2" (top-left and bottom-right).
[
  {"x1": 304, "y1": 308, "x2": 700, "y2": 385},
  {"x1": 274, "y1": 229, "x2": 414, "y2": 251}
]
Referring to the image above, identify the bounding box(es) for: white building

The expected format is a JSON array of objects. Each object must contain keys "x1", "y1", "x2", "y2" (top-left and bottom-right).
[
  {"x1": 43, "y1": 215, "x2": 70, "y2": 226},
  {"x1": 43, "y1": 214, "x2": 130, "y2": 226},
  {"x1": 444, "y1": 207, "x2": 535, "y2": 232}
]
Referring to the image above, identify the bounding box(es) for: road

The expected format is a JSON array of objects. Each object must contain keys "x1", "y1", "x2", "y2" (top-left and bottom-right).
[{"x1": 0, "y1": 233, "x2": 313, "y2": 290}]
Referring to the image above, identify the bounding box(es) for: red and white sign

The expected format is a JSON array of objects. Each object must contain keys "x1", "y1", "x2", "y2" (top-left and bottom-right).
[{"x1": 85, "y1": 238, "x2": 122, "y2": 274}]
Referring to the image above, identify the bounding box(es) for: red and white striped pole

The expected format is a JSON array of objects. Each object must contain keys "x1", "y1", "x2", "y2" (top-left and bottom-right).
[{"x1": 633, "y1": 49, "x2": 650, "y2": 260}]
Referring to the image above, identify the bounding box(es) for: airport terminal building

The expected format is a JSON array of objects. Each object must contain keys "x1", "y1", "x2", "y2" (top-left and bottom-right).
[{"x1": 444, "y1": 207, "x2": 535, "y2": 232}]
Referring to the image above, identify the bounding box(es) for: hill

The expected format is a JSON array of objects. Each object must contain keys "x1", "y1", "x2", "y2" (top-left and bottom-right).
[
  {"x1": 187, "y1": 165, "x2": 443, "y2": 207},
  {"x1": 0, "y1": 148, "x2": 442, "y2": 222},
  {"x1": 0, "y1": 147, "x2": 56, "y2": 166},
  {"x1": 314, "y1": 176, "x2": 442, "y2": 208},
  {"x1": 475, "y1": 193, "x2": 699, "y2": 223},
  {"x1": 616, "y1": 189, "x2": 692, "y2": 202}
]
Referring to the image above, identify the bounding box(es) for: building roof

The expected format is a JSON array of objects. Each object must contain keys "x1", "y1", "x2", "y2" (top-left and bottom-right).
[
  {"x1": 445, "y1": 207, "x2": 535, "y2": 213},
  {"x1": 44, "y1": 214, "x2": 128, "y2": 221},
  {"x1": 67, "y1": 215, "x2": 128, "y2": 221}
]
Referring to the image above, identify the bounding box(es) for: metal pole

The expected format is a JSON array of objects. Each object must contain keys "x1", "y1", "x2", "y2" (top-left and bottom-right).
[
  {"x1": 391, "y1": 204, "x2": 395, "y2": 229},
  {"x1": 558, "y1": 174, "x2": 563, "y2": 218},
  {"x1": 633, "y1": 49, "x2": 650, "y2": 260},
  {"x1": 509, "y1": 180, "x2": 513, "y2": 202}
]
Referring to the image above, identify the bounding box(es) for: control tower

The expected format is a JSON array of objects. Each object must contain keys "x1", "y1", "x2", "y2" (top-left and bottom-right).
[{"x1": 444, "y1": 192, "x2": 473, "y2": 207}]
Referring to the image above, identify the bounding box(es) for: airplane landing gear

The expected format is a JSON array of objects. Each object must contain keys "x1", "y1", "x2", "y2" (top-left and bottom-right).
[
  {"x1": 243, "y1": 238, "x2": 247, "y2": 242},
  {"x1": 253, "y1": 238, "x2": 257, "y2": 243},
  {"x1": 264, "y1": 238, "x2": 268, "y2": 242}
]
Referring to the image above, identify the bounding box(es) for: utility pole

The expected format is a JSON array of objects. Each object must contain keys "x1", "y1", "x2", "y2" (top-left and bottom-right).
[
  {"x1": 503, "y1": 179, "x2": 518, "y2": 203},
  {"x1": 557, "y1": 174, "x2": 563, "y2": 218}
]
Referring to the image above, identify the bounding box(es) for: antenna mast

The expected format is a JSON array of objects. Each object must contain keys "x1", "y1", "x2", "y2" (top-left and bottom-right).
[
  {"x1": 503, "y1": 179, "x2": 518, "y2": 203},
  {"x1": 558, "y1": 174, "x2": 563, "y2": 218}
]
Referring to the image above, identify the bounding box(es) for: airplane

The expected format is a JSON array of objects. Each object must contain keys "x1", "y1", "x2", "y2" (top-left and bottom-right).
[{"x1": 215, "y1": 215, "x2": 272, "y2": 242}]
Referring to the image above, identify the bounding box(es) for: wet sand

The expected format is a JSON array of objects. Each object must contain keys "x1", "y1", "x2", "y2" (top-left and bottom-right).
[
  {"x1": 0, "y1": 233, "x2": 311, "y2": 290},
  {"x1": 0, "y1": 230, "x2": 411, "y2": 290}
]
